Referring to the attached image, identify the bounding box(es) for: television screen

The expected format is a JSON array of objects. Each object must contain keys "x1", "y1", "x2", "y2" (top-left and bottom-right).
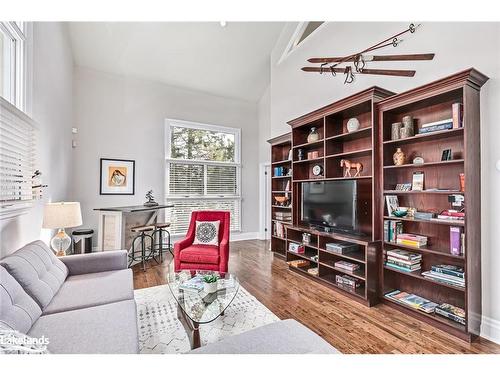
[{"x1": 301, "y1": 180, "x2": 357, "y2": 232}]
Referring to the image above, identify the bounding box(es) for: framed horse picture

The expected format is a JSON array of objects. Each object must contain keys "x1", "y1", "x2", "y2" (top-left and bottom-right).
[{"x1": 100, "y1": 158, "x2": 135, "y2": 195}]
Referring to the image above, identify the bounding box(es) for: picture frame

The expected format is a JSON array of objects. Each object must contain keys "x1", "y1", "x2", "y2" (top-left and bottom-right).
[
  {"x1": 441, "y1": 149, "x2": 452, "y2": 161},
  {"x1": 385, "y1": 195, "x2": 399, "y2": 217},
  {"x1": 412, "y1": 171, "x2": 425, "y2": 191},
  {"x1": 100, "y1": 158, "x2": 135, "y2": 195}
]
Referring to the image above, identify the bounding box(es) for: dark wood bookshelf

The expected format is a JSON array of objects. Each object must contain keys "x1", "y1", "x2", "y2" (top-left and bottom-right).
[
  {"x1": 267, "y1": 133, "x2": 293, "y2": 258},
  {"x1": 378, "y1": 68, "x2": 488, "y2": 341}
]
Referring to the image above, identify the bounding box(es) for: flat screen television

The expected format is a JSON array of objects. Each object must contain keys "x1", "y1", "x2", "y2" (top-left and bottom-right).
[{"x1": 301, "y1": 180, "x2": 358, "y2": 233}]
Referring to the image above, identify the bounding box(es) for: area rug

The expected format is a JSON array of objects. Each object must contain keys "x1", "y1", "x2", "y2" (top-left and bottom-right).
[{"x1": 134, "y1": 284, "x2": 280, "y2": 354}]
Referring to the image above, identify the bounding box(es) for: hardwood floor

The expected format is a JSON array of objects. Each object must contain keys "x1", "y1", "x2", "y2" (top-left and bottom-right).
[{"x1": 132, "y1": 239, "x2": 500, "y2": 354}]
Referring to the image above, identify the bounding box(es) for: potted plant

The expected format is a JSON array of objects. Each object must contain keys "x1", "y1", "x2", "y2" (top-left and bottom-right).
[{"x1": 202, "y1": 274, "x2": 219, "y2": 293}]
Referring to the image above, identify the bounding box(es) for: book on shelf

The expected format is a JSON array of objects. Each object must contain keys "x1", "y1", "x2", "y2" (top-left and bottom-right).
[
  {"x1": 435, "y1": 303, "x2": 466, "y2": 325},
  {"x1": 384, "y1": 220, "x2": 403, "y2": 242},
  {"x1": 397, "y1": 233, "x2": 428, "y2": 246},
  {"x1": 421, "y1": 118, "x2": 454, "y2": 129},
  {"x1": 418, "y1": 122, "x2": 453, "y2": 134},
  {"x1": 431, "y1": 264, "x2": 464, "y2": 279},
  {"x1": 334, "y1": 260, "x2": 360, "y2": 272},
  {"x1": 450, "y1": 226, "x2": 463, "y2": 256},
  {"x1": 386, "y1": 256, "x2": 421, "y2": 267},
  {"x1": 385, "y1": 262, "x2": 421, "y2": 273},
  {"x1": 273, "y1": 222, "x2": 285, "y2": 238},
  {"x1": 421, "y1": 271, "x2": 465, "y2": 288},
  {"x1": 385, "y1": 290, "x2": 438, "y2": 314},
  {"x1": 386, "y1": 249, "x2": 422, "y2": 261},
  {"x1": 452, "y1": 103, "x2": 463, "y2": 129}
]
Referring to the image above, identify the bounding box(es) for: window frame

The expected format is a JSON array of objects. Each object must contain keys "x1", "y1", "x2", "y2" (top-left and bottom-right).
[
  {"x1": 0, "y1": 21, "x2": 31, "y2": 112},
  {"x1": 164, "y1": 118, "x2": 242, "y2": 233}
]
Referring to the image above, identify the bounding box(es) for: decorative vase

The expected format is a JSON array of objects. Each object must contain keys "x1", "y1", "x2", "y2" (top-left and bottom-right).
[
  {"x1": 391, "y1": 122, "x2": 402, "y2": 140},
  {"x1": 204, "y1": 282, "x2": 218, "y2": 294},
  {"x1": 393, "y1": 148, "x2": 405, "y2": 166},
  {"x1": 346, "y1": 117, "x2": 360, "y2": 133},
  {"x1": 400, "y1": 115, "x2": 414, "y2": 139},
  {"x1": 297, "y1": 148, "x2": 305, "y2": 161},
  {"x1": 307, "y1": 127, "x2": 320, "y2": 143}
]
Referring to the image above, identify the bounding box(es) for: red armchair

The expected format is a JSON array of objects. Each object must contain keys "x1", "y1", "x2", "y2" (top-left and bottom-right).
[{"x1": 174, "y1": 211, "x2": 230, "y2": 273}]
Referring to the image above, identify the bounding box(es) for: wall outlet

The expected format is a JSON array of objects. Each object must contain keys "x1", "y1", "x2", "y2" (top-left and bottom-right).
[{"x1": 72, "y1": 127, "x2": 78, "y2": 134}]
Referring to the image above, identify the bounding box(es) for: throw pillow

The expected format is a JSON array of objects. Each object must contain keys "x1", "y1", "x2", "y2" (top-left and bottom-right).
[{"x1": 193, "y1": 221, "x2": 220, "y2": 246}]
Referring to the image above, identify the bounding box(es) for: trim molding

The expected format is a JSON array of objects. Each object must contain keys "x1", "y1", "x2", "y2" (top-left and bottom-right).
[
  {"x1": 481, "y1": 315, "x2": 500, "y2": 344},
  {"x1": 231, "y1": 231, "x2": 260, "y2": 241}
]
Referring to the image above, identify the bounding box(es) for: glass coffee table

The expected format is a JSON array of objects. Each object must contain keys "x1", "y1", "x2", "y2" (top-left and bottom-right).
[{"x1": 166, "y1": 262, "x2": 240, "y2": 349}]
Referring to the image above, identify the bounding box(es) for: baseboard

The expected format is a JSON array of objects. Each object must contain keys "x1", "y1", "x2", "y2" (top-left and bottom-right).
[
  {"x1": 481, "y1": 315, "x2": 500, "y2": 344},
  {"x1": 231, "y1": 231, "x2": 260, "y2": 241}
]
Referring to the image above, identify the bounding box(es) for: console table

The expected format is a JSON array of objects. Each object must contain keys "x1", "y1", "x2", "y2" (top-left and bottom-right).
[{"x1": 94, "y1": 205, "x2": 173, "y2": 251}]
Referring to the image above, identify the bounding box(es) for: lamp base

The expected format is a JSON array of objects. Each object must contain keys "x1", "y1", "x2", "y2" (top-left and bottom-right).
[{"x1": 51, "y1": 229, "x2": 71, "y2": 257}]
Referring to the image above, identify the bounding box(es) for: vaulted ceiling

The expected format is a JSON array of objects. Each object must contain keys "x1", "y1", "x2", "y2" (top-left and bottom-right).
[{"x1": 68, "y1": 22, "x2": 285, "y2": 102}]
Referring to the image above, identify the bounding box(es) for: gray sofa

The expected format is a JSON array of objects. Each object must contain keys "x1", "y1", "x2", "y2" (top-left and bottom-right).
[
  {"x1": 190, "y1": 319, "x2": 338, "y2": 354},
  {"x1": 0, "y1": 240, "x2": 138, "y2": 354}
]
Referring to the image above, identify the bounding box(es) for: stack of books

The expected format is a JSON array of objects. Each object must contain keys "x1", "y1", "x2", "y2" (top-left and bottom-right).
[
  {"x1": 334, "y1": 260, "x2": 360, "y2": 273},
  {"x1": 383, "y1": 220, "x2": 403, "y2": 242},
  {"x1": 396, "y1": 233, "x2": 428, "y2": 248},
  {"x1": 421, "y1": 265, "x2": 465, "y2": 288},
  {"x1": 385, "y1": 249, "x2": 422, "y2": 273},
  {"x1": 274, "y1": 211, "x2": 291, "y2": 222},
  {"x1": 385, "y1": 290, "x2": 438, "y2": 314},
  {"x1": 435, "y1": 303, "x2": 466, "y2": 325}
]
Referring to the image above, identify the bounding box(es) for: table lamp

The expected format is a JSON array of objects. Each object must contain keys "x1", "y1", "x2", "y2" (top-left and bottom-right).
[{"x1": 42, "y1": 202, "x2": 83, "y2": 256}]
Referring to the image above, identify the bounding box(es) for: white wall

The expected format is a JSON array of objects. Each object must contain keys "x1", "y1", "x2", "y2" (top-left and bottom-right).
[
  {"x1": 262, "y1": 22, "x2": 500, "y2": 342},
  {"x1": 72, "y1": 67, "x2": 260, "y2": 240},
  {"x1": 0, "y1": 22, "x2": 74, "y2": 257},
  {"x1": 257, "y1": 85, "x2": 271, "y2": 164}
]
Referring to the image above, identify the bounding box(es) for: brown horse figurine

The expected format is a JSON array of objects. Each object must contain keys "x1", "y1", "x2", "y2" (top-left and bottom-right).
[{"x1": 340, "y1": 159, "x2": 363, "y2": 177}]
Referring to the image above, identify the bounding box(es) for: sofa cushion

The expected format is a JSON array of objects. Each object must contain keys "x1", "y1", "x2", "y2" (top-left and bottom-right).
[
  {"x1": 0, "y1": 266, "x2": 42, "y2": 334},
  {"x1": 28, "y1": 299, "x2": 139, "y2": 354},
  {"x1": 179, "y1": 245, "x2": 219, "y2": 265},
  {"x1": 0, "y1": 240, "x2": 68, "y2": 309},
  {"x1": 43, "y1": 269, "x2": 134, "y2": 315},
  {"x1": 190, "y1": 319, "x2": 339, "y2": 354}
]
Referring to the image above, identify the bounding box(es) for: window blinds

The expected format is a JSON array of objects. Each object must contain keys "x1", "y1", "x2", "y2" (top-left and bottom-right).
[
  {"x1": 0, "y1": 97, "x2": 37, "y2": 218},
  {"x1": 168, "y1": 198, "x2": 241, "y2": 234}
]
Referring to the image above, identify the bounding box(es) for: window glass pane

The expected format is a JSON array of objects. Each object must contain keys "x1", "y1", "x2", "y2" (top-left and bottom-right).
[
  {"x1": 207, "y1": 165, "x2": 237, "y2": 195},
  {"x1": 169, "y1": 199, "x2": 240, "y2": 234},
  {"x1": 0, "y1": 30, "x2": 13, "y2": 103},
  {"x1": 168, "y1": 163, "x2": 204, "y2": 195},
  {"x1": 171, "y1": 126, "x2": 235, "y2": 162}
]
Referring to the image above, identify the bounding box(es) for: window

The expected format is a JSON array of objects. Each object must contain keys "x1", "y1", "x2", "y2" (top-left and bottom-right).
[
  {"x1": 0, "y1": 22, "x2": 28, "y2": 111},
  {"x1": 0, "y1": 95, "x2": 37, "y2": 218},
  {"x1": 165, "y1": 119, "x2": 241, "y2": 234}
]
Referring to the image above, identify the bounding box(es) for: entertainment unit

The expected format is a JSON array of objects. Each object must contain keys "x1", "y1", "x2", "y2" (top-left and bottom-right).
[{"x1": 268, "y1": 69, "x2": 487, "y2": 341}]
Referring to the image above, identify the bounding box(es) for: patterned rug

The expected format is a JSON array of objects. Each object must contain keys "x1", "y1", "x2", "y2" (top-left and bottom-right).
[{"x1": 134, "y1": 284, "x2": 280, "y2": 354}]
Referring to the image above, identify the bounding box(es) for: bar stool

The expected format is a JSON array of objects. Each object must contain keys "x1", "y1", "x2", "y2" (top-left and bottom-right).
[
  {"x1": 152, "y1": 222, "x2": 172, "y2": 262},
  {"x1": 129, "y1": 225, "x2": 156, "y2": 271}
]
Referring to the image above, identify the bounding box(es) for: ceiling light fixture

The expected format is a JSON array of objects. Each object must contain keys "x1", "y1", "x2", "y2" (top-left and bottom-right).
[{"x1": 220, "y1": 21, "x2": 227, "y2": 28}]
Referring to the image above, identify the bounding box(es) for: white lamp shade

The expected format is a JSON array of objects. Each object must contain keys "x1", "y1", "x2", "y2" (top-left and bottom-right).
[{"x1": 42, "y1": 202, "x2": 83, "y2": 229}]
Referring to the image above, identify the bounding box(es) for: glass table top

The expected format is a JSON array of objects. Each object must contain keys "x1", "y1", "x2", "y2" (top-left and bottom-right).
[{"x1": 166, "y1": 262, "x2": 240, "y2": 324}]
